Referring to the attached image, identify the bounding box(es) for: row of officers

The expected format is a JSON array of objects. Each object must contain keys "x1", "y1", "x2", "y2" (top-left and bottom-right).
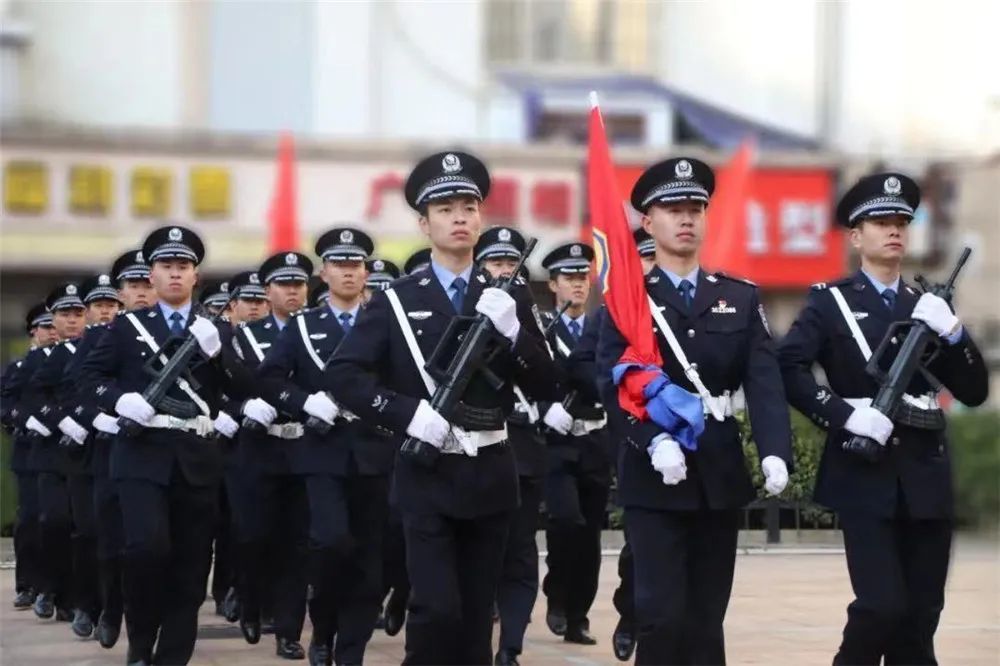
[{"x1": 1, "y1": 149, "x2": 988, "y2": 666}]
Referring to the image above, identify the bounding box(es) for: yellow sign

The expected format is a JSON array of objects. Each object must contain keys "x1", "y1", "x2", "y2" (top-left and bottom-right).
[
  {"x1": 190, "y1": 166, "x2": 230, "y2": 218},
  {"x1": 69, "y1": 165, "x2": 113, "y2": 215},
  {"x1": 4, "y1": 161, "x2": 48, "y2": 214},
  {"x1": 131, "y1": 167, "x2": 171, "y2": 217}
]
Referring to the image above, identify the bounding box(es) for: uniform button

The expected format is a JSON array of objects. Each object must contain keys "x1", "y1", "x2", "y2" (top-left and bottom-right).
[
  {"x1": 938, "y1": 444, "x2": 945, "y2": 454},
  {"x1": 687, "y1": 329, "x2": 695, "y2": 338},
  {"x1": 416, "y1": 330, "x2": 422, "y2": 336},
  {"x1": 891, "y1": 337, "x2": 898, "y2": 345},
  {"x1": 891, "y1": 436, "x2": 901, "y2": 447}
]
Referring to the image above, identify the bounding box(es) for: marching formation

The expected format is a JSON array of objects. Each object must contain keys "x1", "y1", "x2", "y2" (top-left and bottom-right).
[{"x1": 1, "y1": 148, "x2": 989, "y2": 666}]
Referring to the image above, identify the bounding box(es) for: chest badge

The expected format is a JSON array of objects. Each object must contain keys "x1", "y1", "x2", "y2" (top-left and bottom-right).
[
  {"x1": 852, "y1": 311, "x2": 869, "y2": 320},
  {"x1": 407, "y1": 311, "x2": 432, "y2": 320},
  {"x1": 310, "y1": 333, "x2": 327, "y2": 340},
  {"x1": 711, "y1": 299, "x2": 737, "y2": 314}
]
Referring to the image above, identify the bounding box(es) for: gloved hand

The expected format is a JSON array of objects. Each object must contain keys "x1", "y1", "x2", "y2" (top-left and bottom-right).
[
  {"x1": 213, "y1": 411, "x2": 239, "y2": 438},
  {"x1": 912, "y1": 292, "x2": 960, "y2": 338},
  {"x1": 761, "y1": 455, "x2": 789, "y2": 496},
  {"x1": 242, "y1": 398, "x2": 278, "y2": 427},
  {"x1": 189, "y1": 316, "x2": 222, "y2": 358},
  {"x1": 543, "y1": 403, "x2": 573, "y2": 435},
  {"x1": 405, "y1": 400, "x2": 451, "y2": 449},
  {"x1": 57, "y1": 416, "x2": 88, "y2": 445},
  {"x1": 303, "y1": 392, "x2": 339, "y2": 425},
  {"x1": 844, "y1": 406, "x2": 893, "y2": 446},
  {"x1": 648, "y1": 435, "x2": 687, "y2": 485},
  {"x1": 92, "y1": 413, "x2": 120, "y2": 435},
  {"x1": 26, "y1": 416, "x2": 53, "y2": 438},
  {"x1": 475, "y1": 287, "x2": 520, "y2": 343},
  {"x1": 114, "y1": 392, "x2": 155, "y2": 426}
]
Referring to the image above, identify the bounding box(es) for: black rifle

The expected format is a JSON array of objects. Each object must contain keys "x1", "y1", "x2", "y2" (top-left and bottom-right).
[
  {"x1": 401, "y1": 238, "x2": 538, "y2": 467},
  {"x1": 842, "y1": 247, "x2": 971, "y2": 462}
]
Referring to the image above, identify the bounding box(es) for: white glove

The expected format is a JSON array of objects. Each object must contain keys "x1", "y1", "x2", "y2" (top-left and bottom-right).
[
  {"x1": 405, "y1": 399, "x2": 451, "y2": 449},
  {"x1": 213, "y1": 411, "x2": 239, "y2": 438},
  {"x1": 475, "y1": 287, "x2": 520, "y2": 343},
  {"x1": 241, "y1": 398, "x2": 278, "y2": 427},
  {"x1": 189, "y1": 316, "x2": 222, "y2": 358},
  {"x1": 114, "y1": 392, "x2": 155, "y2": 426},
  {"x1": 844, "y1": 406, "x2": 894, "y2": 446},
  {"x1": 761, "y1": 455, "x2": 789, "y2": 496},
  {"x1": 92, "y1": 413, "x2": 120, "y2": 435},
  {"x1": 648, "y1": 435, "x2": 687, "y2": 485},
  {"x1": 303, "y1": 392, "x2": 339, "y2": 425},
  {"x1": 543, "y1": 403, "x2": 573, "y2": 435},
  {"x1": 26, "y1": 416, "x2": 53, "y2": 438},
  {"x1": 912, "y1": 292, "x2": 960, "y2": 338},
  {"x1": 57, "y1": 416, "x2": 88, "y2": 445}
]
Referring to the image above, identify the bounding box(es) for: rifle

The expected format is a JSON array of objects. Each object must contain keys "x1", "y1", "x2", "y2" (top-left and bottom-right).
[
  {"x1": 842, "y1": 247, "x2": 971, "y2": 463},
  {"x1": 542, "y1": 301, "x2": 578, "y2": 428},
  {"x1": 401, "y1": 238, "x2": 538, "y2": 467}
]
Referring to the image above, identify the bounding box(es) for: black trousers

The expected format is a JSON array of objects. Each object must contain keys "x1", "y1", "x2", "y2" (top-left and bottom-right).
[
  {"x1": 543, "y1": 472, "x2": 608, "y2": 629},
  {"x1": 67, "y1": 473, "x2": 100, "y2": 617},
  {"x1": 834, "y1": 509, "x2": 952, "y2": 666},
  {"x1": 613, "y1": 534, "x2": 635, "y2": 630},
  {"x1": 37, "y1": 471, "x2": 73, "y2": 609},
  {"x1": 496, "y1": 476, "x2": 542, "y2": 655},
  {"x1": 240, "y1": 472, "x2": 308, "y2": 642},
  {"x1": 14, "y1": 471, "x2": 41, "y2": 593},
  {"x1": 305, "y1": 474, "x2": 388, "y2": 664},
  {"x1": 214, "y1": 470, "x2": 245, "y2": 604},
  {"x1": 402, "y1": 509, "x2": 512, "y2": 666},
  {"x1": 382, "y1": 504, "x2": 410, "y2": 604},
  {"x1": 94, "y1": 468, "x2": 124, "y2": 626},
  {"x1": 117, "y1": 472, "x2": 218, "y2": 665},
  {"x1": 625, "y1": 507, "x2": 739, "y2": 666}
]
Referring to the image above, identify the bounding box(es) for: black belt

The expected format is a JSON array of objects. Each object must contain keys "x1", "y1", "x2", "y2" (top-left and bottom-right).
[
  {"x1": 451, "y1": 402, "x2": 506, "y2": 431},
  {"x1": 892, "y1": 404, "x2": 946, "y2": 431}
]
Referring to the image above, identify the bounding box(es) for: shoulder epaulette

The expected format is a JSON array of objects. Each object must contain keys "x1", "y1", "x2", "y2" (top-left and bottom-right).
[{"x1": 714, "y1": 272, "x2": 757, "y2": 287}]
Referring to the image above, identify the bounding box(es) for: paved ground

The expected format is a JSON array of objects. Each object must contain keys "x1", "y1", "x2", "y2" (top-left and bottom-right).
[{"x1": 0, "y1": 534, "x2": 997, "y2": 665}]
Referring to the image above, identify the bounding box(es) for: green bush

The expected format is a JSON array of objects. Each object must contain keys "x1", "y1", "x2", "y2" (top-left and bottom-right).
[{"x1": 949, "y1": 409, "x2": 1000, "y2": 527}]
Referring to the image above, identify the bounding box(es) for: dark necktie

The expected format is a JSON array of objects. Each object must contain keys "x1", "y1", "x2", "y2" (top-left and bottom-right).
[
  {"x1": 450, "y1": 277, "x2": 467, "y2": 313},
  {"x1": 677, "y1": 279, "x2": 694, "y2": 309},
  {"x1": 882, "y1": 288, "x2": 896, "y2": 311},
  {"x1": 568, "y1": 320, "x2": 582, "y2": 341},
  {"x1": 339, "y1": 312, "x2": 353, "y2": 333},
  {"x1": 169, "y1": 311, "x2": 184, "y2": 336}
]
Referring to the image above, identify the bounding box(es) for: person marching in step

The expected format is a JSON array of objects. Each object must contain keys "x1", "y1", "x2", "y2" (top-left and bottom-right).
[
  {"x1": 325, "y1": 151, "x2": 559, "y2": 665},
  {"x1": 256, "y1": 227, "x2": 396, "y2": 666},
  {"x1": 228, "y1": 270, "x2": 271, "y2": 325},
  {"x1": 595, "y1": 157, "x2": 793, "y2": 665},
  {"x1": 228, "y1": 251, "x2": 316, "y2": 660},
  {"x1": 364, "y1": 258, "x2": 401, "y2": 299},
  {"x1": 538, "y1": 241, "x2": 610, "y2": 647},
  {"x1": 1, "y1": 303, "x2": 58, "y2": 612},
  {"x1": 473, "y1": 226, "x2": 547, "y2": 666},
  {"x1": 15, "y1": 283, "x2": 88, "y2": 625},
  {"x1": 777, "y1": 173, "x2": 989, "y2": 665},
  {"x1": 79, "y1": 225, "x2": 259, "y2": 666},
  {"x1": 199, "y1": 280, "x2": 232, "y2": 319}
]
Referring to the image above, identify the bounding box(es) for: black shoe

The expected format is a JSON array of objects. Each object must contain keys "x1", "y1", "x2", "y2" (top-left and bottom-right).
[
  {"x1": 13, "y1": 589, "x2": 36, "y2": 609},
  {"x1": 384, "y1": 592, "x2": 406, "y2": 637},
  {"x1": 612, "y1": 619, "x2": 636, "y2": 661},
  {"x1": 96, "y1": 610, "x2": 122, "y2": 648},
  {"x1": 222, "y1": 587, "x2": 240, "y2": 623},
  {"x1": 71, "y1": 609, "x2": 95, "y2": 638},
  {"x1": 494, "y1": 648, "x2": 520, "y2": 666},
  {"x1": 276, "y1": 637, "x2": 306, "y2": 660},
  {"x1": 564, "y1": 626, "x2": 598, "y2": 646},
  {"x1": 240, "y1": 616, "x2": 261, "y2": 645},
  {"x1": 545, "y1": 608, "x2": 567, "y2": 637},
  {"x1": 55, "y1": 606, "x2": 74, "y2": 622},
  {"x1": 308, "y1": 640, "x2": 333, "y2": 666},
  {"x1": 33, "y1": 593, "x2": 54, "y2": 619}
]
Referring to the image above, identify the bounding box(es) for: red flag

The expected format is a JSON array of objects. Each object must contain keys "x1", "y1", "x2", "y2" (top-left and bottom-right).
[
  {"x1": 588, "y1": 93, "x2": 663, "y2": 419},
  {"x1": 701, "y1": 139, "x2": 754, "y2": 275},
  {"x1": 268, "y1": 132, "x2": 299, "y2": 252}
]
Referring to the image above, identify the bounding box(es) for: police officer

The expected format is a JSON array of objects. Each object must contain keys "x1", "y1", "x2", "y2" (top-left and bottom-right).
[
  {"x1": 228, "y1": 270, "x2": 271, "y2": 325},
  {"x1": 595, "y1": 157, "x2": 793, "y2": 665},
  {"x1": 538, "y1": 242, "x2": 609, "y2": 646},
  {"x1": 474, "y1": 227, "x2": 546, "y2": 666},
  {"x1": 365, "y1": 258, "x2": 401, "y2": 298},
  {"x1": 230, "y1": 251, "x2": 314, "y2": 659},
  {"x1": 198, "y1": 280, "x2": 231, "y2": 318},
  {"x1": 326, "y1": 151, "x2": 558, "y2": 665},
  {"x1": 257, "y1": 228, "x2": 396, "y2": 666},
  {"x1": 80, "y1": 225, "x2": 257, "y2": 665},
  {"x1": 403, "y1": 248, "x2": 432, "y2": 276},
  {"x1": 1, "y1": 303, "x2": 57, "y2": 611},
  {"x1": 777, "y1": 173, "x2": 989, "y2": 665}
]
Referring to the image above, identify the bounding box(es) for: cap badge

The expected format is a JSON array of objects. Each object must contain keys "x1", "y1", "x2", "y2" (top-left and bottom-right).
[
  {"x1": 373, "y1": 260, "x2": 384, "y2": 271},
  {"x1": 220, "y1": 282, "x2": 229, "y2": 292},
  {"x1": 98, "y1": 275, "x2": 110, "y2": 286},
  {"x1": 570, "y1": 245, "x2": 582, "y2": 257},
  {"x1": 285, "y1": 253, "x2": 298, "y2": 265},
  {"x1": 498, "y1": 228, "x2": 511, "y2": 242},
  {"x1": 135, "y1": 251, "x2": 144, "y2": 262},
  {"x1": 66, "y1": 284, "x2": 78, "y2": 296},
  {"x1": 883, "y1": 176, "x2": 902, "y2": 196},
  {"x1": 168, "y1": 227, "x2": 183, "y2": 242},
  {"x1": 675, "y1": 159, "x2": 693, "y2": 180},
  {"x1": 340, "y1": 230, "x2": 354, "y2": 244},
  {"x1": 442, "y1": 153, "x2": 462, "y2": 174},
  {"x1": 249, "y1": 273, "x2": 260, "y2": 285}
]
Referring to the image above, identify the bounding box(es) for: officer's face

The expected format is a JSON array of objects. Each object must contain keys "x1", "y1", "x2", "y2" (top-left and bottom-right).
[
  {"x1": 86, "y1": 299, "x2": 119, "y2": 325},
  {"x1": 32, "y1": 325, "x2": 58, "y2": 347},
  {"x1": 322, "y1": 260, "x2": 367, "y2": 301},
  {"x1": 643, "y1": 201, "x2": 706, "y2": 258},
  {"x1": 419, "y1": 196, "x2": 482, "y2": 253},
  {"x1": 150, "y1": 259, "x2": 198, "y2": 305},
  {"x1": 235, "y1": 298, "x2": 269, "y2": 323},
  {"x1": 851, "y1": 216, "x2": 909, "y2": 263},
  {"x1": 119, "y1": 278, "x2": 155, "y2": 310},
  {"x1": 52, "y1": 307, "x2": 85, "y2": 339},
  {"x1": 548, "y1": 273, "x2": 591, "y2": 307},
  {"x1": 640, "y1": 255, "x2": 655, "y2": 274},
  {"x1": 267, "y1": 280, "x2": 307, "y2": 317},
  {"x1": 481, "y1": 257, "x2": 519, "y2": 279}
]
